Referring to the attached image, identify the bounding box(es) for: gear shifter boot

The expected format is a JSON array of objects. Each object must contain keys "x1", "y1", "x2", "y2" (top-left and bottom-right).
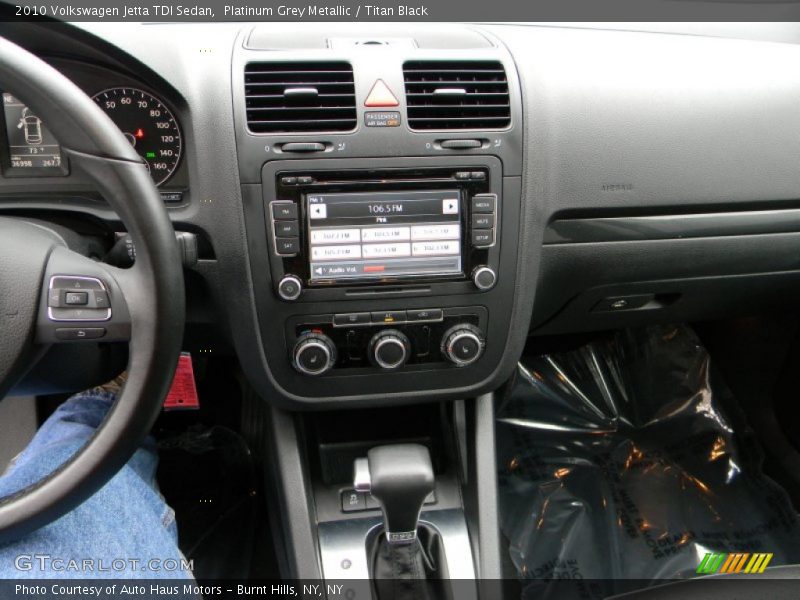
[{"x1": 369, "y1": 523, "x2": 449, "y2": 600}]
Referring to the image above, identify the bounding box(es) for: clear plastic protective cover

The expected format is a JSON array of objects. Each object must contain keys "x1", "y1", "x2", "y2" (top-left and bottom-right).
[{"x1": 497, "y1": 325, "x2": 800, "y2": 597}]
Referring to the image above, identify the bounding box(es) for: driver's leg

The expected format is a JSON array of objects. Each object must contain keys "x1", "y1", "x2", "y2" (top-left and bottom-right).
[{"x1": 0, "y1": 385, "x2": 192, "y2": 579}]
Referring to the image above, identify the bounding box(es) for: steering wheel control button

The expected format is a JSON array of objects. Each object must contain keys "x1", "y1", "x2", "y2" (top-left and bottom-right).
[
  {"x1": 92, "y1": 291, "x2": 110, "y2": 309},
  {"x1": 275, "y1": 237, "x2": 300, "y2": 256},
  {"x1": 471, "y1": 194, "x2": 496, "y2": 214},
  {"x1": 64, "y1": 292, "x2": 88, "y2": 305},
  {"x1": 271, "y1": 202, "x2": 298, "y2": 220},
  {"x1": 472, "y1": 266, "x2": 497, "y2": 291},
  {"x1": 293, "y1": 332, "x2": 337, "y2": 376},
  {"x1": 50, "y1": 275, "x2": 103, "y2": 290},
  {"x1": 48, "y1": 276, "x2": 112, "y2": 322},
  {"x1": 55, "y1": 327, "x2": 106, "y2": 341},
  {"x1": 334, "y1": 312, "x2": 371, "y2": 326},
  {"x1": 277, "y1": 275, "x2": 302, "y2": 301},
  {"x1": 442, "y1": 324, "x2": 485, "y2": 367},
  {"x1": 371, "y1": 310, "x2": 406, "y2": 325},
  {"x1": 368, "y1": 330, "x2": 411, "y2": 370},
  {"x1": 48, "y1": 289, "x2": 63, "y2": 307},
  {"x1": 407, "y1": 308, "x2": 444, "y2": 323},
  {"x1": 49, "y1": 307, "x2": 111, "y2": 322}
]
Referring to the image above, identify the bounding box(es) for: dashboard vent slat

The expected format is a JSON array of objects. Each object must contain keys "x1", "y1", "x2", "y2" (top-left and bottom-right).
[
  {"x1": 245, "y1": 62, "x2": 357, "y2": 133},
  {"x1": 403, "y1": 60, "x2": 511, "y2": 130}
]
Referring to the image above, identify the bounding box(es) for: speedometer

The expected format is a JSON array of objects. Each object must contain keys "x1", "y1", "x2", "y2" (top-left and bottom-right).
[{"x1": 92, "y1": 87, "x2": 182, "y2": 186}]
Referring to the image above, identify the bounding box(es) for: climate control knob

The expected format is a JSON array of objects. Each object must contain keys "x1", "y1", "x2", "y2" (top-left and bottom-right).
[
  {"x1": 441, "y1": 324, "x2": 485, "y2": 367},
  {"x1": 292, "y1": 332, "x2": 337, "y2": 376},
  {"x1": 368, "y1": 330, "x2": 411, "y2": 370}
]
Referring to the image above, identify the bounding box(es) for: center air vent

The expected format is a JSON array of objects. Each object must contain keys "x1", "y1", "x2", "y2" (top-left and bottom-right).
[
  {"x1": 244, "y1": 62, "x2": 357, "y2": 133},
  {"x1": 403, "y1": 60, "x2": 511, "y2": 130}
]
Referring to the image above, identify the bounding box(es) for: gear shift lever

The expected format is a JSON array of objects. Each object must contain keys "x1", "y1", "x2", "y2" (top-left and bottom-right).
[{"x1": 353, "y1": 443, "x2": 434, "y2": 544}]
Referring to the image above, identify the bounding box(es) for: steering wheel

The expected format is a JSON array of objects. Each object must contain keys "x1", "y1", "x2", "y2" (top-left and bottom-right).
[{"x1": 0, "y1": 37, "x2": 184, "y2": 541}]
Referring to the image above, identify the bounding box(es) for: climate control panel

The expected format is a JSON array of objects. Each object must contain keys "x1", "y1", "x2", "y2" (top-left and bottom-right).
[{"x1": 287, "y1": 306, "x2": 487, "y2": 376}]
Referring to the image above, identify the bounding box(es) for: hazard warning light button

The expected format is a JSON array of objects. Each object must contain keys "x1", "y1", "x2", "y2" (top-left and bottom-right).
[{"x1": 365, "y1": 79, "x2": 399, "y2": 107}]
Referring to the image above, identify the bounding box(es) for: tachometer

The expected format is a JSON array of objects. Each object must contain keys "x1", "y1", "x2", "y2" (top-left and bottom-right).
[{"x1": 92, "y1": 87, "x2": 182, "y2": 186}]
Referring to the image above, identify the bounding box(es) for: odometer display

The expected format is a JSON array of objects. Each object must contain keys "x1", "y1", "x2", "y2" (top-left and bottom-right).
[{"x1": 92, "y1": 87, "x2": 181, "y2": 186}]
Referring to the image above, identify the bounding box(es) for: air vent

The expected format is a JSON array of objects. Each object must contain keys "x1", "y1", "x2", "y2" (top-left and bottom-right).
[
  {"x1": 244, "y1": 62, "x2": 357, "y2": 133},
  {"x1": 403, "y1": 60, "x2": 511, "y2": 130}
]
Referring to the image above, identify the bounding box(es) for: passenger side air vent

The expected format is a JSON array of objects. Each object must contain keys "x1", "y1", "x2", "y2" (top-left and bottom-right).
[
  {"x1": 403, "y1": 60, "x2": 511, "y2": 130},
  {"x1": 244, "y1": 62, "x2": 357, "y2": 133}
]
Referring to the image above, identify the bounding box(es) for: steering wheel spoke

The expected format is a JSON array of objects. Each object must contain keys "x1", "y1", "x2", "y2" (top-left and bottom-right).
[{"x1": 36, "y1": 246, "x2": 132, "y2": 345}]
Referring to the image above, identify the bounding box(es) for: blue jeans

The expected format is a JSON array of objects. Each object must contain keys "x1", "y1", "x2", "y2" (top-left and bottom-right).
[{"x1": 0, "y1": 390, "x2": 193, "y2": 579}]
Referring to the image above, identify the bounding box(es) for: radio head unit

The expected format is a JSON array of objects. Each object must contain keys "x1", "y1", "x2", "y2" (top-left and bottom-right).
[
  {"x1": 265, "y1": 165, "x2": 500, "y2": 299},
  {"x1": 306, "y1": 190, "x2": 463, "y2": 283}
]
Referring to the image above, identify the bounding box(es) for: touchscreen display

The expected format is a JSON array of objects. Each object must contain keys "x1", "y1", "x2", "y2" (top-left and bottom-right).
[
  {"x1": 3, "y1": 93, "x2": 63, "y2": 171},
  {"x1": 307, "y1": 190, "x2": 462, "y2": 282}
]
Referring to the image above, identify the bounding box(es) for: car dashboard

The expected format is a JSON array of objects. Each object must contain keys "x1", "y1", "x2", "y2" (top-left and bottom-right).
[{"x1": 3, "y1": 21, "x2": 800, "y2": 410}]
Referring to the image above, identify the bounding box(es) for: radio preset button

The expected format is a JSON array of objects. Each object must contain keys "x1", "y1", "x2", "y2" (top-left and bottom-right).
[
  {"x1": 297, "y1": 176, "x2": 315, "y2": 185},
  {"x1": 274, "y1": 221, "x2": 299, "y2": 237},
  {"x1": 472, "y1": 214, "x2": 494, "y2": 229},
  {"x1": 362, "y1": 243, "x2": 411, "y2": 258},
  {"x1": 411, "y1": 224, "x2": 459, "y2": 241},
  {"x1": 371, "y1": 311, "x2": 406, "y2": 325},
  {"x1": 470, "y1": 171, "x2": 487, "y2": 181},
  {"x1": 272, "y1": 202, "x2": 297, "y2": 220},
  {"x1": 280, "y1": 176, "x2": 297, "y2": 186},
  {"x1": 471, "y1": 194, "x2": 496, "y2": 214},
  {"x1": 361, "y1": 227, "x2": 410, "y2": 242},
  {"x1": 412, "y1": 240, "x2": 460, "y2": 256},
  {"x1": 275, "y1": 237, "x2": 300, "y2": 255},
  {"x1": 311, "y1": 228, "x2": 361, "y2": 243},
  {"x1": 455, "y1": 171, "x2": 471, "y2": 180},
  {"x1": 311, "y1": 245, "x2": 362, "y2": 260}
]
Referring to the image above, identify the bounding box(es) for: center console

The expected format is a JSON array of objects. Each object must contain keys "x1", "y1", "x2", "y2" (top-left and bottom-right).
[
  {"x1": 233, "y1": 25, "x2": 527, "y2": 407},
  {"x1": 232, "y1": 23, "x2": 527, "y2": 591},
  {"x1": 264, "y1": 163, "x2": 501, "y2": 377},
  {"x1": 243, "y1": 155, "x2": 521, "y2": 404}
]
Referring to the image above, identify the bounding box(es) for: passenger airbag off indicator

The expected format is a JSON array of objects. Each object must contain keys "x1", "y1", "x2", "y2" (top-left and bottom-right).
[{"x1": 365, "y1": 112, "x2": 401, "y2": 128}]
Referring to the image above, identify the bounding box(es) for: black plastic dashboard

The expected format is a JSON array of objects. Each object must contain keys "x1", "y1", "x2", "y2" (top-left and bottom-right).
[{"x1": 3, "y1": 22, "x2": 800, "y2": 408}]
